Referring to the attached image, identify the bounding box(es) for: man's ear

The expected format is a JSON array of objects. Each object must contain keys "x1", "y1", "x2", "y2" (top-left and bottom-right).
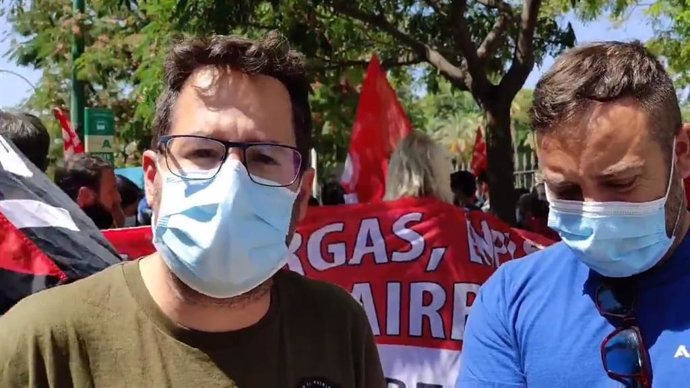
[
  {"x1": 142, "y1": 150, "x2": 160, "y2": 210},
  {"x1": 76, "y1": 186, "x2": 96, "y2": 208},
  {"x1": 677, "y1": 123, "x2": 690, "y2": 179},
  {"x1": 296, "y1": 168, "x2": 315, "y2": 221}
]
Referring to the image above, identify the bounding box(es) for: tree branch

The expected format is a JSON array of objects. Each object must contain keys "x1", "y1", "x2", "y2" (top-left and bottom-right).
[
  {"x1": 476, "y1": 11, "x2": 512, "y2": 62},
  {"x1": 475, "y1": 0, "x2": 515, "y2": 64},
  {"x1": 330, "y1": 2, "x2": 470, "y2": 91},
  {"x1": 498, "y1": 0, "x2": 542, "y2": 103},
  {"x1": 450, "y1": 0, "x2": 492, "y2": 96},
  {"x1": 307, "y1": 56, "x2": 425, "y2": 71}
]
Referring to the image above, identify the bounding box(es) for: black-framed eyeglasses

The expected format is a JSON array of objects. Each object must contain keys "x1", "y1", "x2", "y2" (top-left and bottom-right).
[
  {"x1": 158, "y1": 135, "x2": 303, "y2": 187},
  {"x1": 596, "y1": 283, "x2": 651, "y2": 388}
]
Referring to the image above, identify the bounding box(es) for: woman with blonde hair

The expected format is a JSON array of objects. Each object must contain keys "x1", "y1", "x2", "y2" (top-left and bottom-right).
[{"x1": 384, "y1": 131, "x2": 454, "y2": 204}]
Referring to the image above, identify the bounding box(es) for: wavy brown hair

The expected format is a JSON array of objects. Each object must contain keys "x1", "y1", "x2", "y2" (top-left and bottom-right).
[{"x1": 152, "y1": 31, "x2": 312, "y2": 170}]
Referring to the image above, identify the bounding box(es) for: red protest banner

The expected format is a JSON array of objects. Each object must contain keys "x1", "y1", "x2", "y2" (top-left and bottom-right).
[
  {"x1": 103, "y1": 226, "x2": 153, "y2": 260},
  {"x1": 53, "y1": 107, "x2": 84, "y2": 159},
  {"x1": 285, "y1": 197, "x2": 553, "y2": 387},
  {"x1": 340, "y1": 55, "x2": 413, "y2": 204},
  {"x1": 103, "y1": 198, "x2": 555, "y2": 386},
  {"x1": 470, "y1": 126, "x2": 487, "y2": 176}
]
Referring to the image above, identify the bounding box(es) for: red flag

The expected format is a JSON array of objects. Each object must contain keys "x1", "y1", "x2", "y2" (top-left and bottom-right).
[
  {"x1": 53, "y1": 107, "x2": 84, "y2": 160},
  {"x1": 340, "y1": 55, "x2": 413, "y2": 204},
  {"x1": 470, "y1": 126, "x2": 487, "y2": 176}
]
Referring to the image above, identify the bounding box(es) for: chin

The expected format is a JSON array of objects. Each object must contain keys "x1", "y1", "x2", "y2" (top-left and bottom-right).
[{"x1": 171, "y1": 274, "x2": 274, "y2": 308}]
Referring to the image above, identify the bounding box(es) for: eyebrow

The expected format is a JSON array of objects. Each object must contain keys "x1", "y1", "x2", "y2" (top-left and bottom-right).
[
  {"x1": 541, "y1": 172, "x2": 569, "y2": 188},
  {"x1": 595, "y1": 159, "x2": 645, "y2": 179},
  {"x1": 185, "y1": 130, "x2": 280, "y2": 144}
]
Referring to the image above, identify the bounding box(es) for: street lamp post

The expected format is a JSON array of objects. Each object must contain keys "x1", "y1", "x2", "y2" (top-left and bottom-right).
[{"x1": 0, "y1": 69, "x2": 38, "y2": 93}]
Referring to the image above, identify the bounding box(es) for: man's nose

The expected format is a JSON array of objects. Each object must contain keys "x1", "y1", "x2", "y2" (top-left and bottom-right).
[{"x1": 227, "y1": 150, "x2": 244, "y2": 163}]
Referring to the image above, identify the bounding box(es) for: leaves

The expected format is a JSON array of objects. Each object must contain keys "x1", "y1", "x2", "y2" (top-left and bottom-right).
[{"x1": 5, "y1": 0, "x2": 615, "y2": 181}]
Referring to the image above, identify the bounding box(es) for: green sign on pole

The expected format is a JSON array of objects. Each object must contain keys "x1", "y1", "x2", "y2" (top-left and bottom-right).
[{"x1": 84, "y1": 108, "x2": 115, "y2": 165}]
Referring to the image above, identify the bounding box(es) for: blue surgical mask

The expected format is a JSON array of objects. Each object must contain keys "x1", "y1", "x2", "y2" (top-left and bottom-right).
[
  {"x1": 153, "y1": 159, "x2": 297, "y2": 298},
  {"x1": 546, "y1": 150, "x2": 682, "y2": 278}
]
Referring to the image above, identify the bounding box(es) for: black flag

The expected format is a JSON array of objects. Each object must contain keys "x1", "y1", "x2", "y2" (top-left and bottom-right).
[{"x1": 0, "y1": 135, "x2": 122, "y2": 314}]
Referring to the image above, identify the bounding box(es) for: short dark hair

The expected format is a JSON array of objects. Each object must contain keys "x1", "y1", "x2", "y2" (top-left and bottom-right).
[
  {"x1": 531, "y1": 41, "x2": 680, "y2": 157},
  {"x1": 55, "y1": 154, "x2": 112, "y2": 201},
  {"x1": 0, "y1": 111, "x2": 50, "y2": 171},
  {"x1": 116, "y1": 175, "x2": 143, "y2": 208},
  {"x1": 321, "y1": 181, "x2": 345, "y2": 205},
  {"x1": 152, "y1": 31, "x2": 312, "y2": 171},
  {"x1": 450, "y1": 170, "x2": 476, "y2": 197}
]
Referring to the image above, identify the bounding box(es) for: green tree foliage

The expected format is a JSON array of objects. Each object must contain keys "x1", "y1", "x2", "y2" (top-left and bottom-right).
[
  {"x1": 645, "y1": 1, "x2": 690, "y2": 89},
  {"x1": 160, "y1": 0, "x2": 579, "y2": 222},
  {"x1": 5, "y1": 0, "x2": 607, "y2": 222}
]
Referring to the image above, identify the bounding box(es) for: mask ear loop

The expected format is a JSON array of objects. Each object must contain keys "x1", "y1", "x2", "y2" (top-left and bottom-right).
[
  {"x1": 667, "y1": 139, "x2": 684, "y2": 239},
  {"x1": 663, "y1": 140, "x2": 678, "y2": 200}
]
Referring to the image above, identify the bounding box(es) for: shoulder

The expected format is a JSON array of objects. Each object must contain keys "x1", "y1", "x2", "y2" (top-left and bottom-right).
[
  {"x1": 501, "y1": 242, "x2": 581, "y2": 282},
  {"x1": 276, "y1": 270, "x2": 366, "y2": 323},
  {"x1": 481, "y1": 242, "x2": 585, "y2": 305},
  {"x1": 0, "y1": 263, "x2": 127, "y2": 337}
]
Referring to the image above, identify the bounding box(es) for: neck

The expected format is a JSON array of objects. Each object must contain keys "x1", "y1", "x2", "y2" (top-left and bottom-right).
[{"x1": 138, "y1": 254, "x2": 271, "y2": 332}]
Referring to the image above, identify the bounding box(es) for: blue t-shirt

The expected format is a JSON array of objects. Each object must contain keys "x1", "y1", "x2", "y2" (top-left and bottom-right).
[{"x1": 457, "y1": 235, "x2": 690, "y2": 387}]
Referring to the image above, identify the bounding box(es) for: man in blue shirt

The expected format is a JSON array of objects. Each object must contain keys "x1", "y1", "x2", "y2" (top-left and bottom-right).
[{"x1": 458, "y1": 41, "x2": 690, "y2": 387}]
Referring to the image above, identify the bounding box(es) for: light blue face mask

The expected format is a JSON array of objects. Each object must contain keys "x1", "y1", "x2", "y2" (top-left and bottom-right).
[
  {"x1": 153, "y1": 159, "x2": 297, "y2": 298},
  {"x1": 546, "y1": 151, "x2": 682, "y2": 278}
]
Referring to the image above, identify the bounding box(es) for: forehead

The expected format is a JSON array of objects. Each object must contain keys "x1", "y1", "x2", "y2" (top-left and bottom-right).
[
  {"x1": 537, "y1": 99, "x2": 659, "y2": 181},
  {"x1": 169, "y1": 66, "x2": 295, "y2": 145}
]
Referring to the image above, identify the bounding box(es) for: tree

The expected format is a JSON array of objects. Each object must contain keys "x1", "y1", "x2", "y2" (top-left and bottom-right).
[
  {"x1": 316, "y1": 0, "x2": 577, "y2": 222},
  {"x1": 635, "y1": 0, "x2": 687, "y2": 88},
  {"x1": 165, "y1": 0, "x2": 580, "y2": 222},
  {"x1": 6, "y1": 0, "x2": 593, "y2": 222},
  {"x1": 3, "y1": 0, "x2": 156, "y2": 166}
]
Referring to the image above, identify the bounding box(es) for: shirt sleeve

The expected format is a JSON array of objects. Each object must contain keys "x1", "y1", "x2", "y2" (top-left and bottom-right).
[
  {"x1": 456, "y1": 266, "x2": 526, "y2": 388},
  {"x1": 0, "y1": 306, "x2": 51, "y2": 387},
  {"x1": 351, "y1": 298, "x2": 386, "y2": 388}
]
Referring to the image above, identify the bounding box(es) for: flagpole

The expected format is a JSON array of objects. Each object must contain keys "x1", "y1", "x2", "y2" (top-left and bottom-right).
[{"x1": 71, "y1": 0, "x2": 85, "y2": 141}]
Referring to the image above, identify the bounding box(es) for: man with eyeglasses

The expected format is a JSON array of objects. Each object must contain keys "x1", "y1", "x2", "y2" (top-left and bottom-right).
[
  {"x1": 0, "y1": 32, "x2": 385, "y2": 388},
  {"x1": 457, "y1": 41, "x2": 690, "y2": 387}
]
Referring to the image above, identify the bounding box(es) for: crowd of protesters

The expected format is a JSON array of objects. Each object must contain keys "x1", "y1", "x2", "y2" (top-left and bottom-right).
[{"x1": 0, "y1": 102, "x2": 550, "y2": 235}]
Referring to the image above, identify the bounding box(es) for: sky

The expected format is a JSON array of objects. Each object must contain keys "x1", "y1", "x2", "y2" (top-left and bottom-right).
[{"x1": 0, "y1": 7, "x2": 654, "y2": 109}]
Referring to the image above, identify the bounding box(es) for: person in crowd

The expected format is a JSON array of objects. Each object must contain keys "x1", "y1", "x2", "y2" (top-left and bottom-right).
[
  {"x1": 458, "y1": 41, "x2": 690, "y2": 387},
  {"x1": 137, "y1": 196, "x2": 152, "y2": 226},
  {"x1": 384, "y1": 131, "x2": 453, "y2": 203},
  {"x1": 476, "y1": 171, "x2": 490, "y2": 212},
  {"x1": 515, "y1": 190, "x2": 532, "y2": 227},
  {"x1": 0, "y1": 110, "x2": 50, "y2": 172},
  {"x1": 116, "y1": 174, "x2": 144, "y2": 227},
  {"x1": 515, "y1": 184, "x2": 560, "y2": 241},
  {"x1": 0, "y1": 31, "x2": 385, "y2": 387},
  {"x1": 450, "y1": 170, "x2": 481, "y2": 210},
  {"x1": 321, "y1": 180, "x2": 346, "y2": 205},
  {"x1": 54, "y1": 153, "x2": 123, "y2": 229}
]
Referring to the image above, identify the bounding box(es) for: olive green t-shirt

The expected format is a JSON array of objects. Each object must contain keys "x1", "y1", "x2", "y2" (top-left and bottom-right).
[{"x1": 0, "y1": 261, "x2": 384, "y2": 388}]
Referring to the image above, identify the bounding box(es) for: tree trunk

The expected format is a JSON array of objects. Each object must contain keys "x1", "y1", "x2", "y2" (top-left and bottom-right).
[{"x1": 484, "y1": 101, "x2": 516, "y2": 225}]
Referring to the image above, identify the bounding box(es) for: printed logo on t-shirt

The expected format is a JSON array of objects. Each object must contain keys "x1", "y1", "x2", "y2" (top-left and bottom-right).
[
  {"x1": 675, "y1": 345, "x2": 690, "y2": 358},
  {"x1": 295, "y1": 377, "x2": 341, "y2": 388}
]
